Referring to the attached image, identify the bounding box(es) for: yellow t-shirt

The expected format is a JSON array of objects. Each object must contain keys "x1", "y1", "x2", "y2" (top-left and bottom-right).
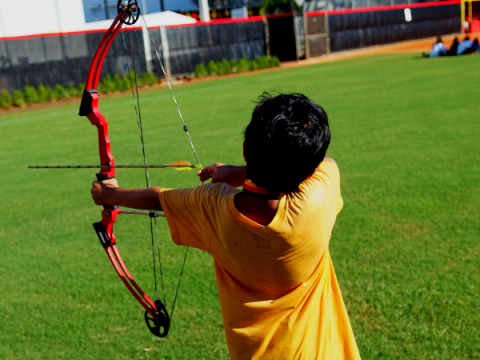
[{"x1": 159, "y1": 161, "x2": 361, "y2": 360}]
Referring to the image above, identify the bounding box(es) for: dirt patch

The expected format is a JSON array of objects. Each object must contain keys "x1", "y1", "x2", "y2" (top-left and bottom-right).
[{"x1": 281, "y1": 31, "x2": 480, "y2": 69}]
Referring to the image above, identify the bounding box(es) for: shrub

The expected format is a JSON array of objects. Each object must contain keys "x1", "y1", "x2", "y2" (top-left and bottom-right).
[
  {"x1": 76, "y1": 84, "x2": 85, "y2": 97},
  {"x1": 236, "y1": 57, "x2": 250, "y2": 73},
  {"x1": 270, "y1": 55, "x2": 281, "y2": 67},
  {"x1": 99, "y1": 74, "x2": 116, "y2": 94},
  {"x1": 122, "y1": 75, "x2": 131, "y2": 91},
  {"x1": 23, "y1": 85, "x2": 39, "y2": 106},
  {"x1": 256, "y1": 56, "x2": 270, "y2": 69},
  {"x1": 126, "y1": 71, "x2": 139, "y2": 88},
  {"x1": 37, "y1": 85, "x2": 53, "y2": 103},
  {"x1": 229, "y1": 59, "x2": 238, "y2": 73},
  {"x1": 217, "y1": 58, "x2": 232, "y2": 75},
  {"x1": 0, "y1": 89, "x2": 12, "y2": 109},
  {"x1": 143, "y1": 73, "x2": 158, "y2": 85},
  {"x1": 142, "y1": 72, "x2": 157, "y2": 86},
  {"x1": 54, "y1": 84, "x2": 68, "y2": 100},
  {"x1": 191, "y1": 55, "x2": 280, "y2": 80},
  {"x1": 67, "y1": 83, "x2": 77, "y2": 98},
  {"x1": 206, "y1": 60, "x2": 217, "y2": 76},
  {"x1": 194, "y1": 63, "x2": 208, "y2": 78},
  {"x1": 112, "y1": 75, "x2": 124, "y2": 91},
  {"x1": 12, "y1": 90, "x2": 25, "y2": 107}
]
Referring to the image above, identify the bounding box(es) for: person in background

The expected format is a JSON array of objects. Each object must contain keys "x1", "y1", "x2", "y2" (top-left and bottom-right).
[
  {"x1": 447, "y1": 37, "x2": 459, "y2": 56},
  {"x1": 457, "y1": 36, "x2": 472, "y2": 55},
  {"x1": 464, "y1": 38, "x2": 479, "y2": 54},
  {"x1": 423, "y1": 36, "x2": 447, "y2": 57},
  {"x1": 472, "y1": 38, "x2": 480, "y2": 52}
]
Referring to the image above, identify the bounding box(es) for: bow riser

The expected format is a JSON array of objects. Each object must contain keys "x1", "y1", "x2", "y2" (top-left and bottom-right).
[{"x1": 88, "y1": 93, "x2": 116, "y2": 180}]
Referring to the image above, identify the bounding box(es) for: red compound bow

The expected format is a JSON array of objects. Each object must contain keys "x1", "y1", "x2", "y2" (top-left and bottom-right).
[{"x1": 78, "y1": 0, "x2": 200, "y2": 337}]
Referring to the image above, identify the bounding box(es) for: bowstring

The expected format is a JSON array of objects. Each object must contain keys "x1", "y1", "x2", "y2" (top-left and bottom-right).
[
  {"x1": 121, "y1": 15, "x2": 204, "y2": 321},
  {"x1": 120, "y1": 27, "x2": 166, "y2": 308},
  {"x1": 140, "y1": 16, "x2": 204, "y2": 321}
]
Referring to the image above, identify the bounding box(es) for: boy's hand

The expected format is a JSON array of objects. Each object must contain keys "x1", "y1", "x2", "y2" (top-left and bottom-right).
[
  {"x1": 91, "y1": 178, "x2": 119, "y2": 206},
  {"x1": 198, "y1": 163, "x2": 247, "y2": 188}
]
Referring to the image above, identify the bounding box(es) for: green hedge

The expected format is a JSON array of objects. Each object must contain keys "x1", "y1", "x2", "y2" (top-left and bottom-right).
[
  {"x1": 194, "y1": 56, "x2": 281, "y2": 78},
  {"x1": 0, "y1": 71, "x2": 159, "y2": 110}
]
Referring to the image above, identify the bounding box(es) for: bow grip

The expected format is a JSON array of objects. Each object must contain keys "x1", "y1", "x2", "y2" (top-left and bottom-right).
[{"x1": 95, "y1": 172, "x2": 117, "y2": 211}]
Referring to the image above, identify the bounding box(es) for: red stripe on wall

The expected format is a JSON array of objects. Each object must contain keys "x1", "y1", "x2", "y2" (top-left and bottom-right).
[
  {"x1": 0, "y1": 26, "x2": 140, "y2": 41},
  {"x1": 0, "y1": 16, "x2": 265, "y2": 40},
  {"x1": 305, "y1": 0, "x2": 461, "y2": 17}
]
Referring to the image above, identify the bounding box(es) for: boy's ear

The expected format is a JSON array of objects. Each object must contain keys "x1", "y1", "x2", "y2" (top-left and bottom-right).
[{"x1": 243, "y1": 141, "x2": 247, "y2": 162}]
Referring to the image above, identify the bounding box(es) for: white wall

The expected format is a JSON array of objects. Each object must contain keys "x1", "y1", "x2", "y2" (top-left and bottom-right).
[{"x1": 0, "y1": 0, "x2": 195, "y2": 38}]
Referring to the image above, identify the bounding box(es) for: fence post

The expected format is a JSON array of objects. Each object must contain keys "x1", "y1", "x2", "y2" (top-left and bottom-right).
[
  {"x1": 264, "y1": 16, "x2": 271, "y2": 57},
  {"x1": 293, "y1": 12, "x2": 300, "y2": 61},
  {"x1": 326, "y1": 13, "x2": 330, "y2": 54},
  {"x1": 304, "y1": 9, "x2": 310, "y2": 59},
  {"x1": 160, "y1": 26, "x2": 171, "y2": 80},
  {"x1": 143, "y1": 23, "x2": 153, "y2": 74}
]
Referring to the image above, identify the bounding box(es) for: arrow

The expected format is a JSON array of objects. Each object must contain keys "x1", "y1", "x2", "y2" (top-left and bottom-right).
[{"x1": 29, "y1": 161, "x2": 202, "y2": 170}]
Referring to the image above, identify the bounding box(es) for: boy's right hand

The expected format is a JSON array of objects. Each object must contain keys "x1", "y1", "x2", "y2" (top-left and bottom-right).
[{"x1": 198, "y1": 163, "x2": 247, "y2": 188}]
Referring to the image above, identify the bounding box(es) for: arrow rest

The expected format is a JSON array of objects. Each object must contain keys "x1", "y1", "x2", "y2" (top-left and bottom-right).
[
  {"x1": 145, "y1": 300, "x2": 170, "y2": 337},
  {"x1": 117, "y1": 0, "x2": 140, "y2": 25}
]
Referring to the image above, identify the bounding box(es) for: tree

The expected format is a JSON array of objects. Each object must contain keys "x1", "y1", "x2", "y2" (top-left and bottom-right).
[{"x1": 260, "y1": 0, "x2": 302, "y2": 14}]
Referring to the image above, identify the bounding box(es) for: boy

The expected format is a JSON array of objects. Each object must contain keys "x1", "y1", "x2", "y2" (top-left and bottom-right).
[{"x1": 91, "y1": 93, "x2": 361, "y2": 359}]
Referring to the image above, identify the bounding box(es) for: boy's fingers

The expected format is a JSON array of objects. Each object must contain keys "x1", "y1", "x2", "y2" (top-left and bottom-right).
[{"x1": 197, "y1": 164, "x2": 219, "y2": 182}]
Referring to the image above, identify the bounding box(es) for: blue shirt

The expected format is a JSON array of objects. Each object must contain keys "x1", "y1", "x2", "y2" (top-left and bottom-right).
[
  {"x1": 429, "y1": 42, "x2": 447, "y2": 57},
  {"x1": 457, "y1": 40, "x2": 473, "y2": 55}
]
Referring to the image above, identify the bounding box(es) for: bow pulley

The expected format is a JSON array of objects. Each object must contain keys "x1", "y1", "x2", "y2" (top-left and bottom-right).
[
  {"x1": 145, "y1": 300, "x2": 171, "y2": 338},
  {"x1": 117, "y1": 0, "x2": 140, "y2": 25}
]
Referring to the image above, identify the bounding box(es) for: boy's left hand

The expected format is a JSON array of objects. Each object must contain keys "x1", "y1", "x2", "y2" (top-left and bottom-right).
[
  {"x1": 198, "y1": 163, "x2": 247, "y2": 188},
  {"x1": 91, "y1": 178, "x2": 119, "y2": 206}
]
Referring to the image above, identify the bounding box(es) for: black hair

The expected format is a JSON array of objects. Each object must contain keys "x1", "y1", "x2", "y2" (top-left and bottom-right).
[{"x1": 243, "y1": 93, "x2": 331, "y2": 194}]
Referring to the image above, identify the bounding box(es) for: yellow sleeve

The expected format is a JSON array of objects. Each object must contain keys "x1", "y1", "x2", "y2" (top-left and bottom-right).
[
  {"x1": 158, "y1": 183, "x2": 237, "y2": 253},
  {"x1": 315, "y1": 161, "x2": 344, "y2": 229}
]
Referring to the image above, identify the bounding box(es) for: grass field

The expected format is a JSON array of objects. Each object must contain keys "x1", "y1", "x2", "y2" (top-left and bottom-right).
[{"x1": 0, "y1": 53, "x2": 479, "y2": 360}]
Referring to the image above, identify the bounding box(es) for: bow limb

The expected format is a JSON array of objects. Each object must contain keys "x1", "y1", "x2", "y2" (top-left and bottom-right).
[{"x1": 79, "y1": 0, "x2": 170, "y2": 338}]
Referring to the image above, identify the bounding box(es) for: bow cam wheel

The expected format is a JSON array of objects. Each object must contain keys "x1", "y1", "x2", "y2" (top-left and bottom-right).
[
  {"x1": 145, "y1": 300, "x2": 170, "y2": 338},
  {"x1": 117, "y1": 0, "x2": 140, "y2": 25}
]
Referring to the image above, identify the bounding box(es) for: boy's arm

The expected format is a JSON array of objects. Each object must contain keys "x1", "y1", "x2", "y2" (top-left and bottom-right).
[
  {"x1": 91, "y1": 178, "x2": 163, "y2": 211},
  {"x1": 91, "y1": 162, "x2": 247, "y2": 210},
  {"x1": 198, "y1": 163, "x2": 247, "y2": 188}
]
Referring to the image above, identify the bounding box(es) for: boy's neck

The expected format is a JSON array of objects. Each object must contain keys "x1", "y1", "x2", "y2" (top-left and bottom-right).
[{"x1": 234, "y1": 192, "x2": 280, "y2": 226}]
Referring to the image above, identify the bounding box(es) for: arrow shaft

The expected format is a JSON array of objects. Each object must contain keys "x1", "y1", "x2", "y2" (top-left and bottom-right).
[{"x1": 29, "y1": 165, "x2": 201, "y2": 169}]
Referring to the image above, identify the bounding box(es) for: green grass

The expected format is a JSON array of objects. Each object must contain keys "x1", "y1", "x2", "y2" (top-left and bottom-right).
[{"x1": 0, "y1": 53, "x2": 479, "y2": 359}]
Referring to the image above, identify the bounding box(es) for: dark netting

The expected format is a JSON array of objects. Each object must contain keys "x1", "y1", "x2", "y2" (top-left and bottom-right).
[
  {"x1": 151, "y1": 20, "x2": 266, "y2": 76},
  {"x1": 305, "y1": 14, "x2": 329, "y2": 57},
  {"x1": 308, "y1": 36, "x2": 329, "y2": 57},
  {"x1": 0, "y1": 29, "x2": 145, "y2": 92},
  {"x1": 43, "y1": 36, "x2": 65, "y2": 61},
  {"x1": 328, "y1": 4, "x2": 461, "y2": 52},
  {"x1": 268, "y1": 15, "x2": 297, "y2": 62},
  {"x1": 306, "y1": 15, "x2": 328, "y2": 35},
  {"x1": 329, "y1": 4, "x2": 460, "y2": 32}
]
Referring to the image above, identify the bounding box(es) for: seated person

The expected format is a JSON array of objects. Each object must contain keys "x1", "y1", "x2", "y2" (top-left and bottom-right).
[
  {"x1": 447, "y1": 37, "x2": 459, "y2": 56},
  {"x1": 457, "y1": 36, "x2": 472, "y2": 55},
  {"x1": 464, "y1": 38, "x2": 479, "y2": 54},
  {"x1": 423, "y1": 36, "x2": 447, "y2": 57}
]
